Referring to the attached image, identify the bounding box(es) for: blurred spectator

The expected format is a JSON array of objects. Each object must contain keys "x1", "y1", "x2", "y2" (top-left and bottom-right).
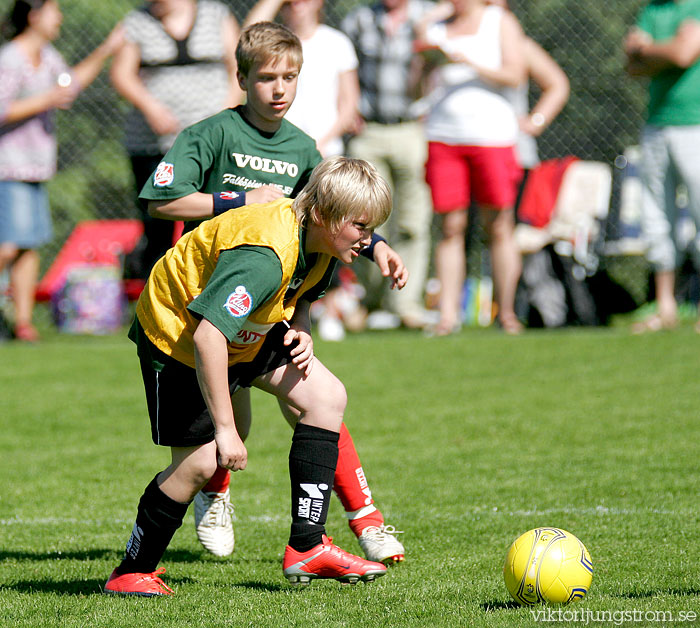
[
  {"x1": 418, "y1": 0, "x2": 526, "y2": 335},
  {"x1": 110, "y1": 0, "x2": 241, "y2": 279},
  {"x1": 342, "y1": 0, "x2": 434, "y2": 331},
  {"x1": 417, "y1": 1, "x2": 569, "y2": 180},
  {"x1": 0, "y1": 0, "x2": 123, "y2": 342},
  {"x1": 244, "y1": 0, "x2": 362, "y2": 340},
  {"x1": 624, "y1": 0, "x2": 700, "y2": 333},
  {"x1": 491, "y1": 0, "x2": 570, "y2": 329}
]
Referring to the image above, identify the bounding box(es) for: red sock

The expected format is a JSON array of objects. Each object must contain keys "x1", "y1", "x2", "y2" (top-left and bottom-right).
[
  {"x1": 202, "y1": 465, "x2": 230, "y2": 494},
  {"x1": 348, "y1": 510, "x2": 385, "y2": 537},
  {"x1": 334, "y1": 423, "x2": 384, "y2": 536}
]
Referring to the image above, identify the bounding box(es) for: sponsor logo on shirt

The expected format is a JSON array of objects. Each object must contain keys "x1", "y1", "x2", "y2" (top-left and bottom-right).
[
  {"x1": 221, "y1": 174, "x2": 293, "y2": 195},
  {"x1": 233, "y1": 320, "x2": 275, "y2": 346},
  {"x1": 230, "y1": 152, "x2": 299, "y2": 177},
  {"x1": 153, "y1": 161, "x2": 174, "y2": 187},
  {"x1": 235, "y1": 329, "x2": 264, "y2": 344},
  {"x1": 223, "y1": 285, "x2": 252, "y2": 318}
]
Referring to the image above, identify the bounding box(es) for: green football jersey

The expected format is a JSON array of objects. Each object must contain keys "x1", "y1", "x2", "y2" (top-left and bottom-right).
[
  {"x1": 188, "y1": 239, "x2": 334, "y2": 342},
  {"x1": 140, "y1": 106, "x2": 322, "y2": 200}
]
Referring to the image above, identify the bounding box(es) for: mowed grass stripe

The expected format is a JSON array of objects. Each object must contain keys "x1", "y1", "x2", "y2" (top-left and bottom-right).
[{"x1": 1, "y1": 323, "x2": 698, "y2": 627}]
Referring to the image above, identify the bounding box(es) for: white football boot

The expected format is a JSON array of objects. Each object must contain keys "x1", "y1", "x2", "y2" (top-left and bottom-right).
[
  {"x1": 357, "y1": 524, "x2": 405, "y2": 565},
  {"x1": 194, "y1": 489, "x2": 234, "y2": 557}
]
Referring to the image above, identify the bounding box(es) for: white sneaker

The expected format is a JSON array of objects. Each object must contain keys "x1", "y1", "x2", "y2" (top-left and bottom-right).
[
  {"x1": 194, "y1": 489, "x2": 234, "y2": 557},
  {"x1": 357, "y1": 524, "x2": 405, "y2": 565}
]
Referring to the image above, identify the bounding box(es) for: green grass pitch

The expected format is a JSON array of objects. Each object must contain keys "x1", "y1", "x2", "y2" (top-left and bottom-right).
[{"x1": 1, "y1": 322, "x2": 699, "y2": 627}]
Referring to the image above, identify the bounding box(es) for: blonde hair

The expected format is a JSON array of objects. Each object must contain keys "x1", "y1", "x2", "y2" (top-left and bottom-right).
[
  {"x1": 293, "y1": 157, "x2": 392, "y2": 234},
  {"x1": 236, "y1": 21, "x2": 303, "y2": 77}
]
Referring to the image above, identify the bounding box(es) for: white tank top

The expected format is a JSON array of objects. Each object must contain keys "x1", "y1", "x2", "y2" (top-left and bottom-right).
[{"x1": 424, "y1": 5, "x2": 518, "y2": 146}]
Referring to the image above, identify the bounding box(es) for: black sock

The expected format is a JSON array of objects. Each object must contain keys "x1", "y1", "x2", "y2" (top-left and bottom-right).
[
  {"x1": 116, "y1": 474, "x2": 190, "y2": 574},
  {"x1": 288, "y1": 423, "x2": 339, "y2": 552}
]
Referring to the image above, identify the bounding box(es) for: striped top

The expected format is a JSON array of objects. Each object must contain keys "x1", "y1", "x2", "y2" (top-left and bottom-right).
[{"x1": 122, "y1": 0, "x2": 233, "y2": 156}]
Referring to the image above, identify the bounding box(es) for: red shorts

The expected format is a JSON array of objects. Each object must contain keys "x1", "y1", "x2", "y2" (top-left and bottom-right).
[{"x1": 425, "y1": 142, "x2": 522, "y2": 213}]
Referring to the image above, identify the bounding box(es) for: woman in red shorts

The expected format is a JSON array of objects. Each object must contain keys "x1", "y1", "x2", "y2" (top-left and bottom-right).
[{"x1": 421, "y1": 0, "x2": 526, "y2": 335}]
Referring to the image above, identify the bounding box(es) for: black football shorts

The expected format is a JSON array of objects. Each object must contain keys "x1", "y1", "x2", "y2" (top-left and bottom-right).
[{"x1": 139, "y1": 322, "x2": 295, "y2": 447}]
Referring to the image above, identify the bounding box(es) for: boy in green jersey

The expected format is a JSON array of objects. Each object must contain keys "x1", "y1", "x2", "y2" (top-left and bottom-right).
[
  {"x1": 137, "y1": 22, "x2": 407, "y2": 564},
  {"x1": 105, "y1": 157, "x2": 395, "y2": 595}
]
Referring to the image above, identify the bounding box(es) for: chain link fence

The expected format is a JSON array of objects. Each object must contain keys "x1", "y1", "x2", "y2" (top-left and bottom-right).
[{"x1": 1, "y1": 0, "x2": 669, "y2": 325}]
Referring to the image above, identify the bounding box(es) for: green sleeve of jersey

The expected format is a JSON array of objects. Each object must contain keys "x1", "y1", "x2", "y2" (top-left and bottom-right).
[
  {"x1": 187, "y1": 246, "x2": 283, "y2": 342},
  {"x1": 139, "y1": 124, "x2": 218, "y2": 200}
]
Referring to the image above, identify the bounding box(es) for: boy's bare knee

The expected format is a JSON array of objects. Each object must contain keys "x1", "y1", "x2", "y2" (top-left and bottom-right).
[
  {"x1": 317, "y1": 376, "x2": 347, "y2": 415},
  {"x1": 196, "y1": 456, "x2": 220, "y2": 486},
  {"x1": 297, "y1": 374, "x2": 347, "y2": 417},
  {"x1": 179, "y1": 446, "x2": 220, "y2": 487}
]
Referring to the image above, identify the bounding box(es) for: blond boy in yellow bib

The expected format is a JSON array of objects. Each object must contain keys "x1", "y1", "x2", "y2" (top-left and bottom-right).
[{"x1": 105, "y1": 157, "x2": 396, "y2": 595}]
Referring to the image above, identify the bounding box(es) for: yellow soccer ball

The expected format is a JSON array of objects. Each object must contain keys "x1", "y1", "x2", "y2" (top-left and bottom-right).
[{"x1": 503, "y1": 527, "x2": 593, "y2": 605}]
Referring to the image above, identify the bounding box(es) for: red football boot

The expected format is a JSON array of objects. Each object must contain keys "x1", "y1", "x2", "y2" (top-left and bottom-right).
[
  {"x1": 104, "y1": 567, "x2": 174, "y2": 596},
  {"x1": 283, "y1": 535, "x2": 387, "y2": 586}
]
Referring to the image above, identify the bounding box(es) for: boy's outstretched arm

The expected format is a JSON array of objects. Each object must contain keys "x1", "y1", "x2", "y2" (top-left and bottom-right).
[
  {"x1": 149, "y1": 192, "x2": 221, "y2": 220},
  {"x1": 148, "y1": 186, "x2": 286, "y2": 220},
  {"x1": 193, "y1": 319, "x2": 247, "y2": 471}
]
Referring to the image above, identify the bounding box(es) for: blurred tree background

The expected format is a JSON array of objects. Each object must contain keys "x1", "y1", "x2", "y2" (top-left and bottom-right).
[{"x1": 0, "y1": 0, "x2": 649, "y2": 278}]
